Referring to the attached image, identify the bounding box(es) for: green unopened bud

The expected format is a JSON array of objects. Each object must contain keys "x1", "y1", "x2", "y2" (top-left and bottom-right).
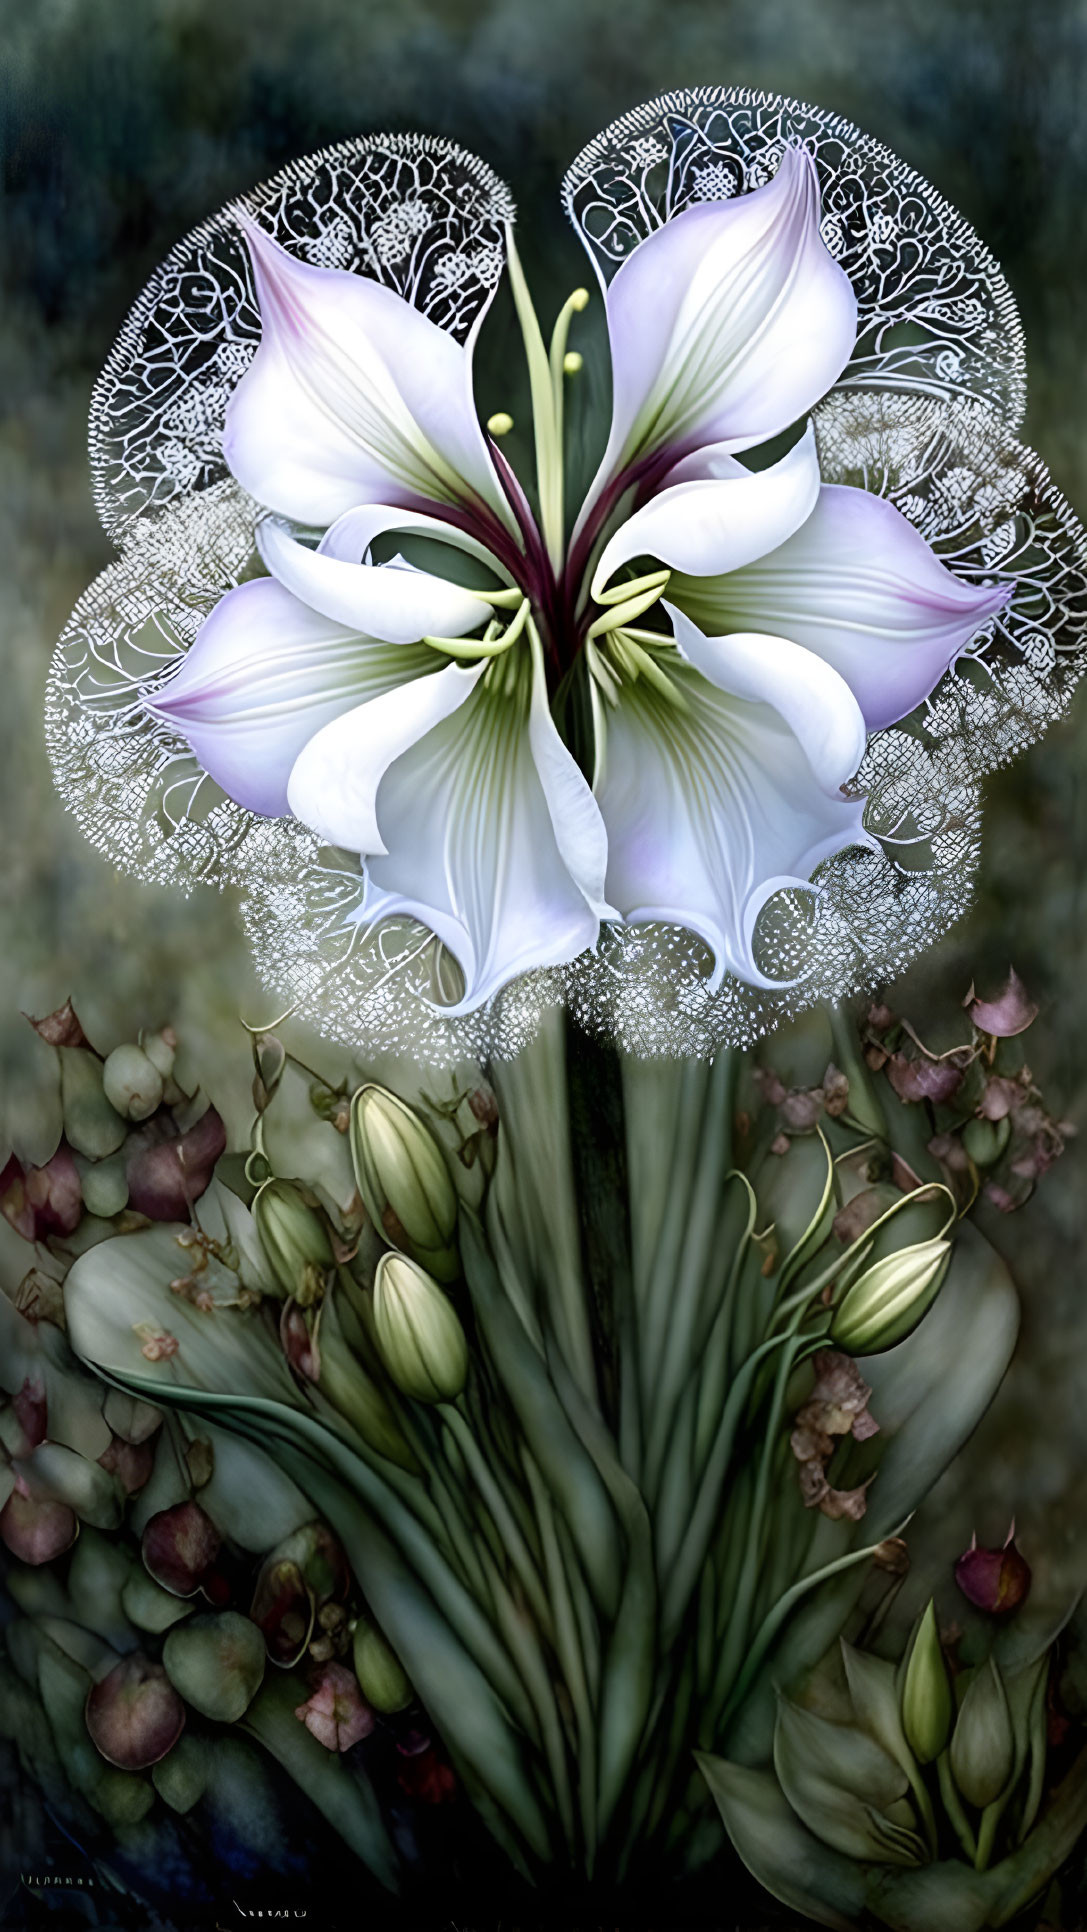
[
  {"x1": 901, "y1": 1600, "x2": 952, "y2": 1764},
  {"x1": 350, "y1": 1085, "x2": 459, "y2": 1280},
  {"x1": 352, "y1": 1619, "x2": 412, "y2": 1713},
  {"x1": 373, "y1": 1253, "x2": 468, "y2": 1404},
  {"x1": 253, "y1": 1179, "x2": 332, "y2": 1302},
  {"x1": 831, "y1": 1236, "x2": 950, "y2": 1354},
  {"x1": 314, "y1": 1289, "x2": 418, "y2": 1471},
  {"x1": 962, "y1": 1116, "x2": 1011, "y2": 1169},
  {"x1": 102, "y1": 1043, "x2": 164, "y2": 1121},
  {"x1": 140, "y1": 1028, "x2": 177, "y2": 1082},
  {"x1": 950, "y1": 1659, "x2": 1014, "y2": 1808}
]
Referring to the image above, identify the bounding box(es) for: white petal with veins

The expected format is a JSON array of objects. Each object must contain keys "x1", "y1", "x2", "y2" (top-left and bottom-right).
[
  {"x1": 594, "y1": 606, "x2": 871, "y2": 987},
  {"x1": 223, "y1": 211, "x2": 514, "y2": 531},
  {"x1": 287, "y1": 653, "x2": 609, "y2": 1012},
  {"x1": 670, "y1": 484, "x2": 1012, "y2": 731},
  {"x1": 148, "y1": 577, "x2": 438, "y2": 818},
  {"x1": 258, "y1": 518, "x2": 492, "y2": 645},
  {"x1": 591, "y1": 425, "x2": 820, "y2": 596},
  {"x1": 581, "y1": 146, "x2": 856, "y2": 518}
]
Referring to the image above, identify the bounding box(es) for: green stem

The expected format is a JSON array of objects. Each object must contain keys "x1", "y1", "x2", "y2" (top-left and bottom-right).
[
  {"x1": 938, "y1": 1750, "x2": 979, "y2": 1863},
  {"x1": 442, "y1": 1402, "x2": 554, "y2": 1642},
  {"x1": 522, "y1": 1451, "x2": 599, "y2": 1869},
  {"x1": 718, "y1": 1522, "x2": 913, "y2": 1736},
  {"x1": 642, "y1": 1053, "x2": 734, "y2": 1503}
]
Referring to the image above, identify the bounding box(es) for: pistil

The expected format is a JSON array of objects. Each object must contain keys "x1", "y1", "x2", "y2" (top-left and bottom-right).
[{"x1": 504, "y1": 225, "x2": 589, "y2": 577}]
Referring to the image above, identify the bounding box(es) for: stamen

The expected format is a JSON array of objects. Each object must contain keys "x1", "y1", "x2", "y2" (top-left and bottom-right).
[
  {"x1": 562, "y1": 352, "x2": 583, "y2": 376},
  {"x1": 610, "y1": 630, "x2": 691, "y2": 711},
  {"x1": 594, "y1": 567, "x2": 671, "y2": 608},
  {"x1": 487, "y1": 412, "x2": 515, "y2": 437},
  {"x1": 586, "y1": 573, "x2": 672, "y2": 641},
  {"x1": 478, "y1": 586, "x2": 527, "y2": 610},
  {"x1": 504, "y1": 225, "x2": 590, "y2": 575},
  {"x1": 421, "y1": 596, "x2": 530, "y2": 662}
]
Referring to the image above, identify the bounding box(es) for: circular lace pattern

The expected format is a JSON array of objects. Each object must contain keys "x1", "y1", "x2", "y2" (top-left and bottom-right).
[{"x1": 46, "y1": 97, "x2": 1087, "y2": 1063}]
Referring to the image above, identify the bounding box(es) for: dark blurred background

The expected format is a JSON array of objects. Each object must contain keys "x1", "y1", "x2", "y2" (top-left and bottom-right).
[{"x1": 1, "y1": 0, "x2": 1087, "y2": 1918}]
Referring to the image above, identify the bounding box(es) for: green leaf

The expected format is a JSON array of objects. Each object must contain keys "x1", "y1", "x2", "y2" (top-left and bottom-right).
[
  {"x1": 21, "y1": 1440, "x2": 122, "y2": 1529},
  {"x1": 243, "y1": 1671, "x2": 399, "y2": 1892},
  {"x1": 152, "y1": 1729, "x2": 209, "y2": 1812},
  {"x1": 696, "y1": 1752, "x2": 866, "y2": 1931},
  {"x1": 121, "y1": 1568, "x2": 194, "y2": 1635},
  {"x1": 727, "y1": 1221, "x2": 1019, "y2": 1762},
  {"x1": 65, "y1": 1530, "x2": 138, "y2": 1650},
  {"x1": 841, "y1": 1642, "x2": 914, "y2": 1774},
  {"x1": 64, "y1": 1218, "x2": 296, "y2": 1405},
  {"x1": 194, "y1": 1419, "x2": 314, "y2": 1553},
  {"x1": 162, "y1": 1611, "x2": 266, "y2": 1721},
  {"x1": 774, "y1": 1695, "x2": 922, "y2": 1865}
]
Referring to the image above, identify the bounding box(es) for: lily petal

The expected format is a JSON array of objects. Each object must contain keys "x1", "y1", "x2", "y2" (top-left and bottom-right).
[
  {"x1": 257, "y1": 519, "x2": 493, "y2": 645},
  {"x1": 594, "y1": 606, "x2": 870, "y2": 988},
  {"x1": 224, "y1": 211, "x2": 513, "y2": 531},
  {"x1": 318, "y1": 503, "x2": 514, "y2": 582},
  {"x1": 287, "y1": 653, "x2": 611, "y2": 1012},
  {"x1": 149, "y1": 577, "x2": 437, "y2": 817},
  {"x1": 670, "y1": 485, "x2": 1012, "y2": 731},
  {"x1": 591, "y1": 426, "x2": 819, "y2": 597},
  {"x1": 586, "y1": 146, "x2": 856, "y2": 503}
]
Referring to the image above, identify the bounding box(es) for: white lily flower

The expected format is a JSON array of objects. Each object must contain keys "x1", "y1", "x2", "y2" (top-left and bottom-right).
[{"x1": 57, "y1": 106, "x2": 1048, "y2": 1045}]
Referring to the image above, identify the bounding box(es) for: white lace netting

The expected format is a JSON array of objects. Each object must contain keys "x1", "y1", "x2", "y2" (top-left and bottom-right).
[{"x1": 46, "y1": 97, "x2": 1087, "y2": 1064}]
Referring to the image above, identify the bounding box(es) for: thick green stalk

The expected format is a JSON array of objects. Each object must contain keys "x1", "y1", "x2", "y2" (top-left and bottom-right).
[
  {"x1": 642, "y1": 1054, "x2": 735, "y2": 1503},
  {"x1": 661, "y1": 1331, "x2": 791, "y2": 1647},
  {"x1": 442, "y1": 1402, "x2": 555, "y2": 1642},
  {"x1": 488, "y1": 1008, "x2": 600, "y2": 1412},
  {"x1": 522, "y1": 1451, "x2": 600, "y2": 1868}
]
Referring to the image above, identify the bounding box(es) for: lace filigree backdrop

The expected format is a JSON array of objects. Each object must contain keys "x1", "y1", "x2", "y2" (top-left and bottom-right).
[{"x1": 46, "y1": 92, "x2": 1087, "y2": 1062}]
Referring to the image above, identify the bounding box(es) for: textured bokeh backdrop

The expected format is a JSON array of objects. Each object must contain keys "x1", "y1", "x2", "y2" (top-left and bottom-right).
[{"x1": 2, "y1": 0, "x2": 1087, "y2": 1919}]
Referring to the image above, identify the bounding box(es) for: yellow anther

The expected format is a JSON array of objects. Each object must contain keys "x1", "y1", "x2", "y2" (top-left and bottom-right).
[
  {"x1": 420, "y1": 596, "x2": 530, "y2": 662},
  {"x1": 486, "y1": 411, "x2": 514, "y2": 437},
  {"x1": 594, "y1": 567, "x2": 671, "y2": 608},
  {"x1": 480, "y1": 586, "x2": 526, "y2": 609},
  {"x1": 570, "y1": 288, "x2": 590, "y2": 312},
  {"x1": 586, "y1": 574, "x2": 672, "y2": 640},
  {"x1": 563, "y1": 351, "x2": 583, "y2": 375},
  {"x1": 610, "y1": 631, "x2": 691, "y2": 711}
]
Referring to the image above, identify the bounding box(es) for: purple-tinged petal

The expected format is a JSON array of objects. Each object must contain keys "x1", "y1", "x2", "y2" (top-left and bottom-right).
[
  {"x1": 594, "y1": 606, "x2": 870, "y2": 989},
  {"x1": 288, "y1": 651, "x2": 611, "y2": 1012},
  {"x1": 591, "y1": 426, "x2": 819, "y2": 596},
  {"x1": 149, "y1": 577, "x2": 439, "y2": 818},
  {"x1": 671, "y1": 484, "x2": 1011, "y2": 730},
  {"x1": 584, "y1": 147, "x2": 856, "y2": 511},
  {"x1": 967, "y1": 969, "x2": 1038, "y2": 1038},
  {"x1": 223, "y1": 211, "x2": 513, "y2": 531},
  {"x1": 257, "y1": 519, "x2": 492, "y2": 645}
]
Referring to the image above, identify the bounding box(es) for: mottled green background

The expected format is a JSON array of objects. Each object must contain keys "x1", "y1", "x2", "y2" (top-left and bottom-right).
[{"x1": 2, "y1": 0, "x2": 1087, "y2": 1759}]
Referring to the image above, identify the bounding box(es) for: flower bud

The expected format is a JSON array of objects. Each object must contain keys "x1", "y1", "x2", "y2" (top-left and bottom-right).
[
  {"x1": 253, "y1": 1179, "x2": 332, "y2": 1303},
  {"x1": 955, "y1": 1529, "x2": 1031, "y2": 1615},
  {"x1": 373, "y1": 1253, "x2": 468, "y2": 1404},
  {"x1": 141, "y1": 1027, "x2": 177, "y2": 1081},
  {"x1": 950, "y1": 1659, "x2": 1014, "y2": 1808},
  {"x1": 350, "y1": 1086, "x2": 459, "y2": 1280},
  {"x1": 901, "y1": 1600, "x2": 952, "y2": 1764},
  {"x1": 353, "y1": 1618, "x2": 413, "y2": 1713},
  {"x1": 314, "y1": 1292, "x2": 419, "y2": 1471},
  {"x1": 103, "y1": 1043, "x2": 164, "y2": 1122},
  {"x1": 831, "y1": 1236, "x2": 950, "y2": 1354}
]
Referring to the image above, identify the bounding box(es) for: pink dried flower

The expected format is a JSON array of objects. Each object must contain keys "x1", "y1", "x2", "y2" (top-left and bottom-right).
[{"x1": 294, "y1": 1661, "x2": 374, "y2": 1751}]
